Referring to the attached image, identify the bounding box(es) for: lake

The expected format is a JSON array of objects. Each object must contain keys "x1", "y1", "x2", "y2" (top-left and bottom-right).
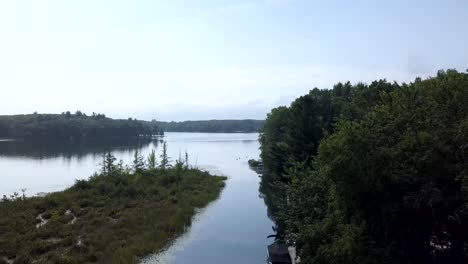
[{"x1": 0, "y1": 132, "x2": 275, "y2": 263}]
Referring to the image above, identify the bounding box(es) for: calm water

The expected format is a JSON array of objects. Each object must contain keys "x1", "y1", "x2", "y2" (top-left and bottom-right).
[{"x1": 0, "y1": 133, "x2": 274, "y2": 263}]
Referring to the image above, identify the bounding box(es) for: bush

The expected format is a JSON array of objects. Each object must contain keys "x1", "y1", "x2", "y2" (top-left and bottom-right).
[{"x1": 73, "y1": 180, "x2": 91, "y2": 190}]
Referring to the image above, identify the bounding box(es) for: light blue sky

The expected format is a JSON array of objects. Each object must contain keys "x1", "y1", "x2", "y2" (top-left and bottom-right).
[{"x1": 0, "y1": 0, "x2": 467, "y2": 121}]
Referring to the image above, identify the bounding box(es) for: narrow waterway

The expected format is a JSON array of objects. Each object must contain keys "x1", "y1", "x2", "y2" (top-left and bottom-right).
[{"x1": 142, "y1": 133, "x2": 274, "y2": 264}]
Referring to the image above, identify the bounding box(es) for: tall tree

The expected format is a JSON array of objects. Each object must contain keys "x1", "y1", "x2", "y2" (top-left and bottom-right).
[
  {"x1": 260, "y1": 69, "x2": 468, "y2": 263},
  {"x1": 159, "y1": 142, "x2": 170, "y2": 170},
  {"x1": 101, "y1": 151, "x2": 117, "y2": 177},
  {"x1": 132, "y1": 149, "x2": 145, "y2": 173},
  {"x1": 147, "y1": 149, "x2": 157, "y2": 171}
]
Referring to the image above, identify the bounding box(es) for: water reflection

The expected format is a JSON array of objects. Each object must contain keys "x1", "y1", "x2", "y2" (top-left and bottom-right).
[
  {"x1": 259, "y1": 178, "x2": 288, "y2": 237},
  {"x1": 139, "y1": 133, "x2": 275, "y2": 264},
  {"x1": 0, "y1": 138, "x2": 157, "y2": 196},
  {"x1": 0, "y1": 138, "x2": 154, "y2": 160}
]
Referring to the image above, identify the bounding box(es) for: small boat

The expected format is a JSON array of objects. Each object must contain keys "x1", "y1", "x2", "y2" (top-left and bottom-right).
[{"x1": 267, "y1": 243, "x2": 292, "y2": 264}]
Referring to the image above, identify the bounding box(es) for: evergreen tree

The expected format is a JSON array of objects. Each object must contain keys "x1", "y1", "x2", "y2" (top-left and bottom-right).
[
  {"x1": 101, "y1": 151, "x2": 117, "y2": 177},
  {"x1": 132, "y1": 149, "x2": 145, "y2": 173},
  {"x1": 159, "y1": 142, "x2": 170, "y2": 170},
  {"x1": 147, "y1": 149, "x2": 157, "y2": 171},
  {"x1": 184, "y1": 150, "x2": 189, "y2": 169}
]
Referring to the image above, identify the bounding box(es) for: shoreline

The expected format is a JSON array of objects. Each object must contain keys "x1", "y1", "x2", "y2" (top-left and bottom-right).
[{"x1": 0, "y1": 167, "x2": 226, "y2": 263}]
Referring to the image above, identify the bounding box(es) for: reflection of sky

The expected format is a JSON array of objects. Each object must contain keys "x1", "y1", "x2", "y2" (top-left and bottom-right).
[
  {"x1": 0, "y1": 140, "x2": 151, "y2": 196},
  {"x1": 140, "y1": 133, "x2": 273, "y2": 264},
  {"x1": 0, "y1": 132, "x2": 261, "y2": 194}
]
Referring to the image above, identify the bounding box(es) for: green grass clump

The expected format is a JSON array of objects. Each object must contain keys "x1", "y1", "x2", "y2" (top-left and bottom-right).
[{"x1": 0, "y1": 167, "x2": 226, "y2": 263}]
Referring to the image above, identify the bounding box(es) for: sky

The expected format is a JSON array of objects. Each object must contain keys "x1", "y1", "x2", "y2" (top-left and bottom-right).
[{"x1": 0, "y1": 0, "x2": 467, "y2": 121}]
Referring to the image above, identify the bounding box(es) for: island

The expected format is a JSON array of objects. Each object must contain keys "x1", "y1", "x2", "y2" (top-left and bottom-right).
[
  {"x1": 0, "y1": 112, "x2": 163, "y2": 142},
  {"x1": 0, "y1": 150, "x2": 226, "y2": 264}
]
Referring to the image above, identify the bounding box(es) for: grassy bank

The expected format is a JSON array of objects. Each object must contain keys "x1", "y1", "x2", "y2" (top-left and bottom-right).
[{"x1": 0, "y1": 165, "x2": 226, "y2": 263}]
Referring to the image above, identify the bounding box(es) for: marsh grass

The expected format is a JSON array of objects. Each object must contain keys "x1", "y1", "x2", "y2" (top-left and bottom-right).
[{"x1": 0, "y1": 168, "x2": 226, "y2": 263}]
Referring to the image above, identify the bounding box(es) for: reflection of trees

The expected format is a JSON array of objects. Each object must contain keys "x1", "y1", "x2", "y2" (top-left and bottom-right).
[
  {"x1": 0, "y1": 138, "x2": 156, "y2": 160},
  {"x1": 259, "y1": 172, "x2": 288, "y2": 239}
]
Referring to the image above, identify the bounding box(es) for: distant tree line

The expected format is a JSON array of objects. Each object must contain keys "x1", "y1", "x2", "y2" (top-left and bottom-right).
[
  {"x1": 156, "y1": 119, "x2": 264, "y2": 133},
  {"x1": 259, "y1": 70, "x2": 468, "y2": 263},
  {"x1": 0, "y1": 111, "x2": 163, "y2": 142}
]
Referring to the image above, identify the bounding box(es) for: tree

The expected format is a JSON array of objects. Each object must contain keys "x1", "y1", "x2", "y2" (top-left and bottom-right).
[
  {"x1": 159, "y1": 142, "x2": 170, "y2": 170},
  {"x1": 132, "y1": 149, "x2": 145, "y2": 173},
  {"x1": 0, "y1": 112, "x2": 162, "y2": 141},
  {"x1": 260, "y1": 70, "x2": 468, "y2": 263},
  {"x1": 147, "y1": 149, "x2": 157, "y2": 171},
  {"x1": 156, "y1": 120, "x2": 264, "y2": 133},
  {"x1": 184, "y1": 150, "x2": 189, "y2": 169},
  {"x1": 101, "y1": 151, "x2": 117, "y2": 177}
]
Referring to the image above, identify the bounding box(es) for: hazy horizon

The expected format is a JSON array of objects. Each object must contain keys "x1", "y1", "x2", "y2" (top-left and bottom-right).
[
  {"x1": 0, "y1": 111, "x2": 266, "y2": 122},
  {"x1": 1, "y1": 0, "x2": 467, "y2": 121}
]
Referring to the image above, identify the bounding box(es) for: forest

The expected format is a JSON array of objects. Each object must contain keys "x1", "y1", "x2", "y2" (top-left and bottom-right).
[
  {"x1": 259, "y1": 69, "x2": 468, "y2": 263},
  {"x1": 156, "y1": 119, "x2": 264, "y2": 133},
  {"x1": 0, "y1": 112, "x2": 163, "y2": 141}
]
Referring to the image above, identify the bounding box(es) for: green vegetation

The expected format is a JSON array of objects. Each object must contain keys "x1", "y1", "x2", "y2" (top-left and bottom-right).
[
  {"x1": 259, "y1": 70, "x2": 468, "y2": 263},
  {"x1": 0, "y1": 150, "x2": 226, "y2": 264},
  {"x1": 0, "y1": 112, "x2": 163, "y2": 141},
  {"x1": 248, "y1": 159, "x2": 261, "y2": 168},
  {"x1": 248, "y1": 159, "x2": 263, "y2": 176},
  {"x1": 157, "y1": 119, "x2": 264, "y2": 133}
]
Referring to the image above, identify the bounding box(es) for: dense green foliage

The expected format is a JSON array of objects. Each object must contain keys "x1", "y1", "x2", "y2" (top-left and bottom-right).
[
  {"x1": 157, "y1": 119, "x2": 264, "y2": 133},
  {"x1": 0, "y1": 152, "x2": 226, "y2": 264},
  {"x1": 259, "y1": 70, "x2": 468, "y2": 263},
  {"x1": 248, "y1": 159, "x2": 261, "y2": 168},
  {"x1": 0, "y1": 112, "x2": 163, "y2": 141}
]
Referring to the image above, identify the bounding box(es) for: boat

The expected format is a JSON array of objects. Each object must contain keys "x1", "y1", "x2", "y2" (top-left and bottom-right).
[{"x1": 267, "y1": 243, "x2": 292, "y2": 264}]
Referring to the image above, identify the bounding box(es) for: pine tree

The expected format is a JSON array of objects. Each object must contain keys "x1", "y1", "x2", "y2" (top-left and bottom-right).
[
  {"x1": 159, "y1": 142, "x2": 170, "y2": 170},
  {"x1": 132, "y1": 149, "x2": 145, "y2": 173},
  {"x1": 184, "y1": 150, "x2": 189, "y2": 169},
  {"x1": 101, "y1": 151, "x2": 117, "y2": 176},
  {"x1": 147, "y1": 149, "x2": 157, "y2": 171}
]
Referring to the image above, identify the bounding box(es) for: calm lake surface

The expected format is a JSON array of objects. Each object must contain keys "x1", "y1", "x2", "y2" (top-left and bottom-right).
[{"x1": 0, "y1": 132, "x2": 274, "y2": 263}]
